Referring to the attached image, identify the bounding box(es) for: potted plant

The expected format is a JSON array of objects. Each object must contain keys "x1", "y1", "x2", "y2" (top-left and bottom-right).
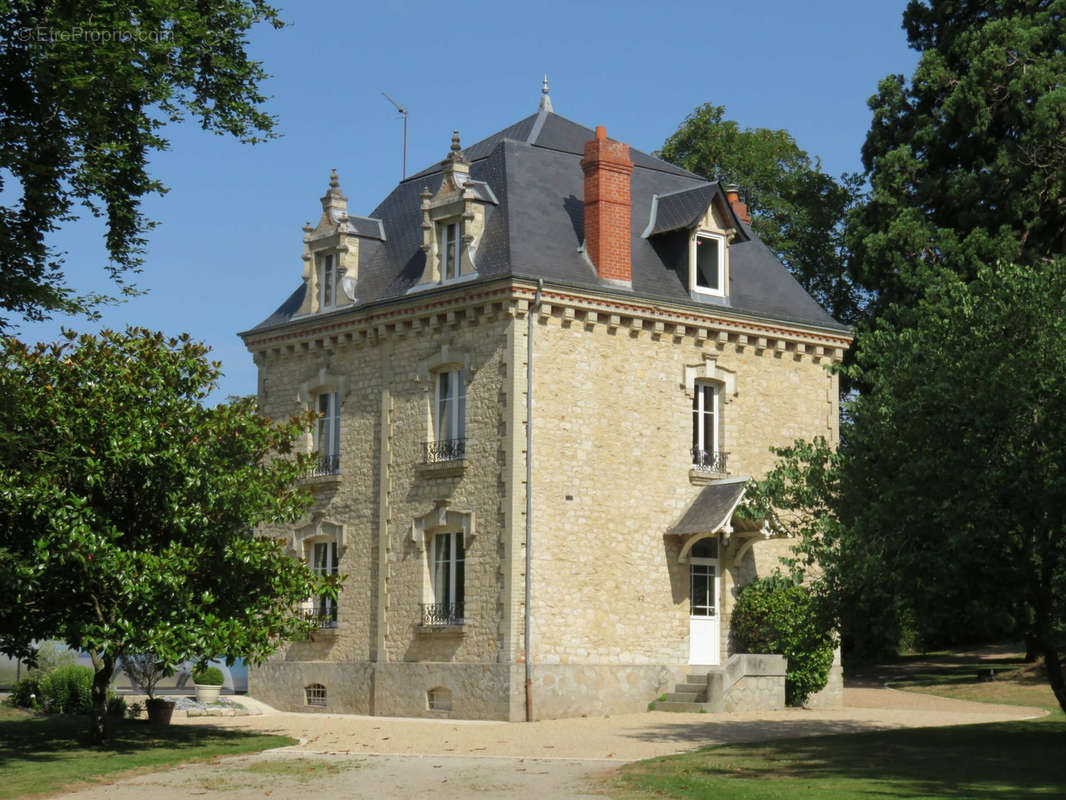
[
  {"x1": 192, "y1": 665, "x2": 225, "y2": 704},
  {"x1": 119, "y1": 653, "x2": 175, "y2": 725}
]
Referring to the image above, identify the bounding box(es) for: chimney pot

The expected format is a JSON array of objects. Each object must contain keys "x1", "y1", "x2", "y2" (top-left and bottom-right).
[{"x1": 724, "y1": 184, "x2": 751, "y2": 226}]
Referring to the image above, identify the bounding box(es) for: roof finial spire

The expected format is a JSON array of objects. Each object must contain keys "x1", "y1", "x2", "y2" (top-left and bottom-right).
[
  {"x1": 539, "y1": 75, "x2": 553, "y2": 113},
  {"x1": 320, "y1": 167, "x2": 347, "y2": 209},
  {"x1": 444, "y1": 129, "x2": 469, "y2": 167}
]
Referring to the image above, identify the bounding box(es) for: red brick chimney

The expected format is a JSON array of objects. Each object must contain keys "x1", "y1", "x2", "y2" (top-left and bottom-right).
[
  {"x1": 724, "y1": 184, "x2": 752, "y2": 226},
  {"x1": 581, "y1": 126, "x2": 634, "y2": 284}
]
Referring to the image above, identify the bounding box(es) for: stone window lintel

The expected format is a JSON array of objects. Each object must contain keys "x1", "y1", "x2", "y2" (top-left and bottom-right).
[{"x1": 684, "y1": 356, "x2": 736, "y2": 401}]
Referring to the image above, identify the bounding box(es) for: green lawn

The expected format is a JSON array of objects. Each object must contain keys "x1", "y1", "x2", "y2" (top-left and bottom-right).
[
  {"x1": 609, "y1": 721, "x2": 1066, "y2": 799},
  {"x1": 609, "y1": 653, "x2": 1066, "y2": 799},
  {"x1": 885, "y1": 659, "x2": 1065, "y2": 720},
  {"x1": 0, "y1": 704, "x2": 295, "y2": 799}
]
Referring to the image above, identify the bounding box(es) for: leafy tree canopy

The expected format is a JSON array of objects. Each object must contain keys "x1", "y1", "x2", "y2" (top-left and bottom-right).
[
  {"x1": 850, "y1": 0, "x2": 1066, "y2": 319},
  {"x1": 0, "y1": 328, "x2": 334, "y2": 740},
  {"x1": 751, "y1": 261, "x2": 1066, "y2": 714},
  {"x1": 658, "y1": 103, "x2": 864, "y2": 325},
  {"x1": 0, "y1": 1, "x2": 283, "y2": 329}
]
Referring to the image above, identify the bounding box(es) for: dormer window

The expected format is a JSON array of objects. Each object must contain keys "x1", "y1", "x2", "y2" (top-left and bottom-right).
[
  {"x1": 317, "y1": 254, "x2": 337, "y2": 309},
  {"x1": 437, "y1": 221, "x2": 462, "y2": 281},
  {"x1": 415, "y1": 131, "x2": 497, "y2": 290},
  {"x1": 692, "y1": 233, "x2": 725, "y2": 297}
]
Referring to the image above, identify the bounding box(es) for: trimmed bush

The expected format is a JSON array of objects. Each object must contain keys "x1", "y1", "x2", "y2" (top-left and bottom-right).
[
  {"x1": 39, "y1": 665, "x2": 94, "y2": 715},
  {"x1": 106, "y1": 694, "x2": 127, "y2": 718},
  {"x1": 193, "y1": 665, "x2": 225, "y2": 686},
  {"x1": 10, "y1": 676, "x2": 41, "y2": 708},
  {"x1": 731, "y1": 575, "x2": 834, "y2": 706}
]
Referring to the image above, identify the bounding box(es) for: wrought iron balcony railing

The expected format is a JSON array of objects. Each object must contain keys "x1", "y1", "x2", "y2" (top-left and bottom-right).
[
  {"x1": 310, "y1": 453, "x2": 341, "y2": 477},
  {"x1": 304, "y1": 607, "x2": 338, "y2": 629},
  {"x1": 691, "y1": 448, "x2": 729, "y2": 473},
  {"x1": 421, "y1": 601, "x2": 464, "y2": 626},
  {"x1": 423, "y1": 438, "x2": 466, "y2": 464}
]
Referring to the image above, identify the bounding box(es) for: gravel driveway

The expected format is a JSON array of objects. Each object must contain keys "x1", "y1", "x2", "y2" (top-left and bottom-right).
[{"x1": 54, "y1": 686, "x2": 1044, "y2": 799}]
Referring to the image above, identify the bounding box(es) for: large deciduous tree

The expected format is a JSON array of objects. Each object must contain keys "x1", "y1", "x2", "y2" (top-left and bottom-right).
[
  {"x1": 754, "y1": 262, "x2": 1066, "y2": 714},
  {"x1": 0, "y1": 328, "x2": 334, "y2": 741},
  {"x1": 850, "y1": 0, "x2": 1066, "y2": 320},
  {"x1": 0, "y1": 1, "x2": 283, "y2": 329},
  {"x1": 658, "y1": 103, "x2": 863, "y2": 325}
]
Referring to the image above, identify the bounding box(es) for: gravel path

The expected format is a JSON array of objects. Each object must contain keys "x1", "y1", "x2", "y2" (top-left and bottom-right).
[{"x1": 54, "y1": 686, "x2": 1044, "y2": 799}]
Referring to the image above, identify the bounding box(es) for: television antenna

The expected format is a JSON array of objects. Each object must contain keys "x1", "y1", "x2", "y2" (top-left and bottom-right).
[{"x1": 381, "y1": 92, "x2": 408, "y2": 180}]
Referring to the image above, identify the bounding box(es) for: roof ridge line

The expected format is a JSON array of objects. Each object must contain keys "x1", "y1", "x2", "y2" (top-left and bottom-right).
[
  {"x1": 527, "y1": 108, "x2": 550, "y2": 144},
  {"x1": 653, "y1": 182, "x2": 717, "y2": 200}
]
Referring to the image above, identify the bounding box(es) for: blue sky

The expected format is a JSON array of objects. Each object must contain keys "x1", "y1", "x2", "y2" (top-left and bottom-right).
[{"x1": 19, "y1": 0, "x2": 919, "y2": 404}]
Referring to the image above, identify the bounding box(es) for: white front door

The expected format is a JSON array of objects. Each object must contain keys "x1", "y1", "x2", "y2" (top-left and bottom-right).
[{"x1": 688, "y1": 550, "x2": 720, "y2": 665}]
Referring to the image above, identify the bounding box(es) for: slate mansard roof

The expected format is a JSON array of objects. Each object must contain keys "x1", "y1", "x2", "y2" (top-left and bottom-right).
[{"x1": 248, "y1": 108, "x2": 847, "y2": 334}]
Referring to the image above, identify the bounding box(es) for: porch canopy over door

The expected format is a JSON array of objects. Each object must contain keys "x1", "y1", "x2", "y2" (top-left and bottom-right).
[{"x1": 667, "y1": 477, "x2": 774, "y2": 666}]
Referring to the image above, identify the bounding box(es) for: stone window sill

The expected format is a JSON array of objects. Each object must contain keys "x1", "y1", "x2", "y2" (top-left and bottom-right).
[
  {"x1": 415, "y1": 623, "x2": 466, "y2": 636},
  {"x1": 306, "y1": 623, "x2": 342, "y2": 639},
  {"x1": 302, "y1": 472, "x2": 342, "y2": 488},
  {"x1": 416, "y1": 459, "x2": 467, "y2": 478},
  {"x1": 689, "y1": 468, "x2": 731, "y2": 485}
]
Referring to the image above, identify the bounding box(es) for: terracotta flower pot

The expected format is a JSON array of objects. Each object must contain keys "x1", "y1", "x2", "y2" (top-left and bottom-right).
[{"x1": 145, "y1": 698, "x2": 175, "y2": 725}]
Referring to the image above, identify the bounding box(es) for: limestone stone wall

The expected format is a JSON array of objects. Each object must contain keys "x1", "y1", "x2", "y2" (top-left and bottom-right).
[
  {"x1": 244, "y1": 282, "x2": 847, "y2": 720},
  {"x1": 250, "y1": 660, "x2": 374, "y2": 714},
  {"x1": 528, "y1": 664, "x2": 688, "y2": 719},
  {"x1": 525, "y1": 302, "x2": 839, "y2": 668},
  {"x1": 253, "y1": 308, "x2": 514, "y2": 673},
  {"x1": 722, "y1": 674, "x2": 785, "y2": 711},
  {"x1": 371, "y1": 662, "x2": 512, "y2": 719},
  {"x1": 807, "y1": 664, "x2": 845, "y2": 709}
]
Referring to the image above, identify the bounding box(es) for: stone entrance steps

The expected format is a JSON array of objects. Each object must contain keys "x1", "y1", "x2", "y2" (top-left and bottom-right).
[
  {"x1": 652, "y1": 669, "x2": 716, "y2": 712},
  {"x1": 649, "y1": 654, "x2": 787, "y2": 713}
]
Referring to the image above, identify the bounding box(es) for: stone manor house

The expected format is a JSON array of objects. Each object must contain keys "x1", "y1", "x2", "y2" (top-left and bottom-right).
[{"x1": 239, "y1": 86, "x2": 850, "y2": 719}]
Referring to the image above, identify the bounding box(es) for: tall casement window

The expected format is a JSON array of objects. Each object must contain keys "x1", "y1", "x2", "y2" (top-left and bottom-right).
[
  {"x1": 692, "y1": 233, "x2": 725, "y2": 296},
  {"x1": 317, "y1": 253, "x2": 337, "y2": 309},
  {"x1": 429, "y1": 369, "x2": 465, "y2": 461},
  {"x1": 314, "y1": 391, "x2": 340, "y2": 475},
  {"x1": 429, "y1": 531, "x2": 464, "y2": 624},
  {"x1": 437, "y1": 220, "x2": 462, "y2": 281},
  {"x1": 310, "y1": 541, "x2": 338, "y2": 627},
  {"x1": 692, "y1": 383, "x2": 721, "y2": 471}
]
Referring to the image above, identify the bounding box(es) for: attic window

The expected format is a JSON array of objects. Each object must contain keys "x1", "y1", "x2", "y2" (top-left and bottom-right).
[
  {"x1": 437, "y1": 220, "x2": 462, "y2": 281},
  {"x1": 692, "y1": 234, "x2": 725, "y2": 297},
  {"x1": 317, "y1": 253, "x2": 337, "y2": 309}
]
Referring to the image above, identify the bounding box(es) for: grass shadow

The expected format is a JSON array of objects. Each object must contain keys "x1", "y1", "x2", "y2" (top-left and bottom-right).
[
  {"x1": 618, "y1": 722, "x2": 1066, "y2": 799},
  {"x1": 0, "y1": 708, "x2": 294, "y2": 800}
]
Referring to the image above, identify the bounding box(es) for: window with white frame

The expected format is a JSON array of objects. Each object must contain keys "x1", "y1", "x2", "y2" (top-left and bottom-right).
[
  {"x1": 429, "y1": 531, "x2": 464, "y2": 623},
  {"x1": 314, "y1": 391, "x2": 340, "y2": 475},
  {"x1": 429, "y1": 369, "x2": 465, "y2": 461},
  {"x1": 691, "y1": 233, "x2": 725, "y2": 296},
  {"x1": 310, "y1": 541, "x2": 338, "y2": 627},
  {"x1": 692, "y1": 382, "x2": 721, "y2": 471},
  {"x1": 689, "y1": 537, "x2": 718, "y2": 618},
  {"x1": 317, "y1": 253, "x2": 338, "y2": 309},
  {"x1": 437, "y1": 220, "x2": 462, "y2": 281}
]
